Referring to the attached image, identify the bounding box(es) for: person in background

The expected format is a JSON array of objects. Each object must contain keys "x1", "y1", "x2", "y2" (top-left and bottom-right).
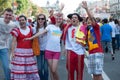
[
  {"x1": 100, "y1": 18, "x2": 114, "y2": 60},
  {"x1": 10, "y1": 15, "x2": 40, "y2": 80},
  {"x1": 33, "y1": 13, "x2": 49, "y2": 80},
  {"x1": 59, "y1": 18, "x2": 71, "y2": 60},
  {"x1": 114, "y1": 19, "x2": 120, "y2": 50},
  {"x1": 26, "y1": 18, "x2": 32, "y2": 26},
  {"x1": 96, "y1": 17, "x2": 103, "y2": 27},
  {"x1": 82, "y1": 1, "x2": 104, "y2": 80},
  {"x1": 0, "y1": 8, "x2": 16, "y2": 80},
  {"x1": 109, "y1": 18, "x2": 116, "y2": 54}
]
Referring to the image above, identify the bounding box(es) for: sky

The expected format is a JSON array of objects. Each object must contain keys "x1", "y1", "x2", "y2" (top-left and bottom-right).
[{"x1": 31, "y1": 0, "x2": 101, "y2": 17}]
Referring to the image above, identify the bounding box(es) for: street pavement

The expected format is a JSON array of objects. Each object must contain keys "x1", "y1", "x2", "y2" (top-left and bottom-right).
[{"x1": 0, "y1": 50, "x2": 120, "y2": 80}]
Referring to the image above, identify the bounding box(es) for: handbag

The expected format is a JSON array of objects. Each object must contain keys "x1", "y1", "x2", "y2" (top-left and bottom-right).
[{"x1": 32, "y1": 37, "x2": 40, "y2": 56}]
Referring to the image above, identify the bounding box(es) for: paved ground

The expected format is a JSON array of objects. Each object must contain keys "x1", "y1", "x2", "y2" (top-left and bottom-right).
[
  {"x1": 0, "y1": 57, "x2": 91, "y2": 80},
  {"x1": 0, "y1": 50, "x2": 120, "y2": 80}
]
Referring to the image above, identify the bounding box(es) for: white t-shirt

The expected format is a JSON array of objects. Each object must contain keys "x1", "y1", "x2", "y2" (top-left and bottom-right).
[
  {"x1": 109, "y1": 21, "x2": 116, "y2": 38},
  {"x1": 32, "y1": 26, "x2": 47, "y2": 51},
  {"x1": 45, "y1": 24, "x2": 62, "y2": 52},
  {"x1": 115, "y1": 24, "x2": 120, "y2": 35},
  {"x1": 0, "y1": 18, "x2": 17, "y2": 49},
  {"x1": 65, "y1": 26, "x2": 85, "y2": 55}
]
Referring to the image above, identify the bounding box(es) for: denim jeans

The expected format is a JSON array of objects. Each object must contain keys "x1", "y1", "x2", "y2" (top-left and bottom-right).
[
  {"x1": 115, "y1": 34, "x2": 120, "y2": 49},
  {"x1": 36, "y1": 51, "x2": 49, "y2": 80},
  {"x1": 112, "y1": 38, "x2": 116, "y2": 53},
  {"x1": 0, "y1": 48, "x2": 10, "y2": 80}
]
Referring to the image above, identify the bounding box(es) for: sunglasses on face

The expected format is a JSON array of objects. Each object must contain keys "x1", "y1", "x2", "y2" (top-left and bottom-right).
[{"x1": 38, "y1": 18, "x2": 45, "y2": 20}]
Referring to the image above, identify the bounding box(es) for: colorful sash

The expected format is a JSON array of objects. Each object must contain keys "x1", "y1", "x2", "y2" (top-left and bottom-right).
[
  {"x1": 87, "y1": 26, "x2": 99, "y2": 50},
  {"x1": 75, "y1": 24, "x2": 87, "y2": 46}
]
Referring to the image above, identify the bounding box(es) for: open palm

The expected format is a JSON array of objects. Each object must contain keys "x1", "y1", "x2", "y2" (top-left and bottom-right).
[{"x1": 82, "y1": 1, "x2": 88, "y2": 9}]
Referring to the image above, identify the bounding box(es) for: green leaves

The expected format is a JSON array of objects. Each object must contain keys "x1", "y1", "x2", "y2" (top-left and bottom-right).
[
  {"x1": 0, "y1": 0, "x2": 12, "y2": 15},
  {"x1": 16, "y1": 0, "x2": 29, "y2": 14}
]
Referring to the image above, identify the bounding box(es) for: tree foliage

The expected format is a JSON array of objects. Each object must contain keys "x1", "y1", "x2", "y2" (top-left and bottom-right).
[
  {"x1": 16, "y1": 0, "x2": 29, "y2": 15},
  {"x1": 0, "y1": 0, "x2": 12, "y2": 15},
  {"x1": 16, "y1": 0, "x2": 39, "y2": 17},
  {"x1": 31, "y1": 4, "x2": 38, "y2": 16},
  {"x1": 0, "y1": 0, "x2": 45, "y2": 17}
]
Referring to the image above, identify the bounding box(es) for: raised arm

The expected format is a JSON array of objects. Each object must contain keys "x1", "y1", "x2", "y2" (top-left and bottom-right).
[
  {"x1": 59, "y1": 3, "x2": 65, "y2": 12},
  {"x1": 82, "y1": 1, "x2": 96, "y2": 25},
  {"x1": 49, "y1": 9, "x2": 54, "y2": 18},
  {"x1": 49, "y1": 9, "x2": 56, "y2": 24}
]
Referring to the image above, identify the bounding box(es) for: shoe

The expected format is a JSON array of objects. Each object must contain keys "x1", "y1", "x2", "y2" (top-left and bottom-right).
[
  {"x1": 112, "y1": 55, "x2": 115, "y2": 60},
  {"x1": 113, "y1": 51, "x2": 115, "y2": 54}
]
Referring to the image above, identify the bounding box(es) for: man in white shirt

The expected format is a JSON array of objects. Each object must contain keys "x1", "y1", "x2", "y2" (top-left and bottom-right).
[
  {"x1": 109, "y1": 18, "x2": 116, "y2": 54},
  {"x1": 63, "y1": 13, "x2": 85, "y2": 80},
  {"x1": 0, "y1": 8, "x2": 16, "y2": 80}
]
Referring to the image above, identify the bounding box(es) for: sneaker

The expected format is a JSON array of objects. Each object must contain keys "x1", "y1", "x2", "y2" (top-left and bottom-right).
[{"x1": 112, "y1": 55, "x2": 115, "y2": 60}]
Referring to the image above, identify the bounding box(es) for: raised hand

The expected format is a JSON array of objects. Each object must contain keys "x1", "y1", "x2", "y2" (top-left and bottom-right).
[
  {"x1": 59, "y1": 3, "x2": 65, "y2": 12},
  {"x1": 49, "y1": 9, "x2": 54, "y2": 16},
  {"x1": 82, "y1": 1, "x2": 95, "y2": 25},
  {"x1": 82, "y1": 1, "x2": 88, "y2": 10}
]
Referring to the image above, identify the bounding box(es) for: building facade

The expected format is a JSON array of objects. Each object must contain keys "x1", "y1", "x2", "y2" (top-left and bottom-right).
[
  {"x1": 75, "y1": 0, "x2": 110, "y2": 19},
  {"x1": 109, "y1": 0, "x2": 120, "y2": 19}
]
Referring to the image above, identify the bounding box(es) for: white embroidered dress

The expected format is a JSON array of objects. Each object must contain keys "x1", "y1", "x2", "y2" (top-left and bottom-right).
[{"x1": 10, "y1": 26, "x2": 40, "y2": 80}]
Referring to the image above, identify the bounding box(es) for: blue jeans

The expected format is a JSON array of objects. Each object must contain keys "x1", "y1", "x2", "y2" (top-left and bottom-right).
[
  {"x1": 0, "y1": 48, "x2": 10, "y2": 80},
  {"x1": 36, "y1": 51, "x2": 49, "y2": 80},
  {"x1": 112, "y1": 38, "x2": 116, "y2": 53},
  {"x1": 115, "y1": 34, "x2": 120, "y2": 49}
]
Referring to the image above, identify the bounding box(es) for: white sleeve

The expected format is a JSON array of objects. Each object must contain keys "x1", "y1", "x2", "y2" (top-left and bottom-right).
[
  {"x1": 45, "y1": 25, "x2": 52, "y2": 31},
  {"x1": 32, "y1": 27, "x2": 37, "y2": 34}
]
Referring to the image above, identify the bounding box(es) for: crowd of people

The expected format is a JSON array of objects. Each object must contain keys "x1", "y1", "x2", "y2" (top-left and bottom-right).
[{"x1": 0, "y1": 1, "x2": 120, "y2": 80}]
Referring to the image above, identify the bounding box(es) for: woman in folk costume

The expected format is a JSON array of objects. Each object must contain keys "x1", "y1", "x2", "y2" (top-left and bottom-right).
[
  {"x1": 10, "y1": 15, "x2": 40, "y2": 80},
  {"x1": 61, "y1": 13, "x2": 87, "y2": 80}
]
